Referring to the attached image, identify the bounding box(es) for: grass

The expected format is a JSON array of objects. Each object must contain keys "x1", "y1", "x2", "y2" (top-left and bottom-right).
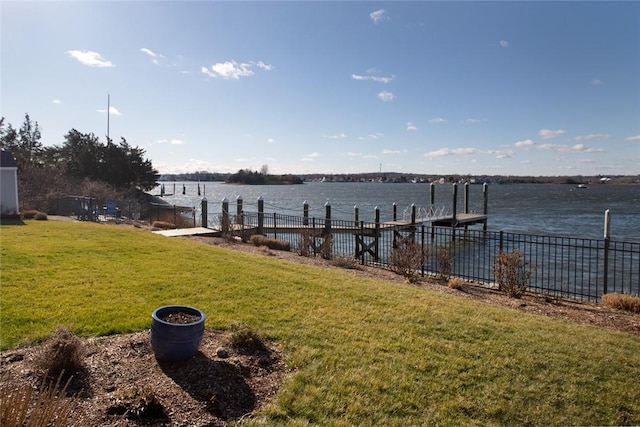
[{"x1": 2, "y1": 220, "x2": 640, "y2": 425}]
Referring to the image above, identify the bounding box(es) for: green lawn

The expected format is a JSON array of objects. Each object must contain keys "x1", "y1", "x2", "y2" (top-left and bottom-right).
[{"x1": 1, "y1": 220, "x2": 639, "y2": 426}]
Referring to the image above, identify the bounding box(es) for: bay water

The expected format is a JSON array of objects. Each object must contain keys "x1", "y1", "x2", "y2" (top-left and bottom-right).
[{"x1": 154, "y1": 182, "x2": 640, "y2": 243}]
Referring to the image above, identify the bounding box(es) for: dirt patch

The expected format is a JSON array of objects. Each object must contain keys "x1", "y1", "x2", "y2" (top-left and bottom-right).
[{"x1": 0, "y1": 330, "x2": 286, "y2": 426}]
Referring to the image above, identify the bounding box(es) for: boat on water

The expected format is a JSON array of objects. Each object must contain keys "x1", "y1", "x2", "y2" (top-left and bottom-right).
[{"x1": 577, "y1": 184, "x2": 588, "y2": 189}]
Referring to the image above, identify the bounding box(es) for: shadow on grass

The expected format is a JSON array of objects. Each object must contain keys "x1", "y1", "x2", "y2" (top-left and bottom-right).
[
  {"x1": 159, "y1": 352, "x2": 256, "y2": 420},
  {"x1": 0, "y1": 216, "x2": 25, "y2": 225}
]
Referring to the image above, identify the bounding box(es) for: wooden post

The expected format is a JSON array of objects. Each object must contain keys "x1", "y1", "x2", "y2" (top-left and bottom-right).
[
  {"x1": 483, "y1": 183, "x2": 488, "y2": 232},
  {"x1": 374, "y1": 206, "x2": 380, "y2": 261},
  {"x1": 430, "y1": 182, "x2": 435, "y2": 206},
  {"x1": 221, "y1": 197, "x2": 229, "y2": 234},
  {"x1": 325, "y1": 202, "x2": 332, "y2": 236},
  {"x1": 257, "y1": 196, "x2": 264, "y2": 235},
  {"x1": 201, "y1": 197, "x2": 207, "y2": 228},
  {"x1": 183, "y1": 184, "x2": 186, "y2": 195},
  {"x1": 197, "y1": 183, "x2": 201, "y2": 196},
  {"x1": 603, "y1": 209, "x2": 611, "y2": 296},
  {"x1": 303, "y1": 201, "x2": 309, "y2": 226},
  {"x1": 393, "y1": 203, "x2": 397, "y2": 222},
  {"x1": 452, "y1": 183, "x2": 458, "y2": 227},
  {"x1": 464, "y1": 182, "x2": 469, "y2": 214},
  {"x1": 237, "y1": 196, "x2": 243, "y2": 217},
  {"x1": 411, "y1": 203, "x2": 416, "y2": 224}
]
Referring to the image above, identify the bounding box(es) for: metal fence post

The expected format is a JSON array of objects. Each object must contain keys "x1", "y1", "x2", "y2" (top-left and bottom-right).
[
  {"x1": 303, "y1": 201, "x2": 309, "y2": 226},
  {"x1": 603, "y1": 209, "x2": 611, "y2": 295}
]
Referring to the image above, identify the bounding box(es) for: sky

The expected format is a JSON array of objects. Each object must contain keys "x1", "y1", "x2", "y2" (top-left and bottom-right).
[{"x1": 1, "y1": 1, "x2": 639, "y2": 176}]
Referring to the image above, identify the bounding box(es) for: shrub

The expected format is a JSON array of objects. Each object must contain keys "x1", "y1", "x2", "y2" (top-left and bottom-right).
[
  {"x1": 437, "y1": 245, "x2": 453, "y2": 281},
  {"x1": 493, "y1": 250, "x2": 536, "y2": 298},
  {"x1": 151, "y1": 220, "x2": 175, "y2": 230},
  {"x1": 447, "y1": 277, "x2": 465, "y2": 290},
  {"x1": 297, "y1": 228, "x2": 314, "y2": 257},
  {"x1": 226, "y1": 322, "x2": 267, "y2": 354},
  {"x1": 602, "y1": 293, "x2": 640, "y2": 314},
  {"x1": 35, "y1": 212, "x2": 48, "y2": 220},
  {"x1": 331, "y1": 254, "x2": 361, "y2": 270},
  {"x1": 22, "y1": 209, "x2": 40, "y2": 219},
  {"x1": 0, "y1": 375, "x2": 86, "y2": 426},
  {"x1": 249, "y1": 235, "x2": 290, "y2": 252},
  {"x1": 217, "y1": 213, "x2": 235, "y2": 242},
  {"x1": 319, "y1": 234, "x2": 333, "y2": 260},
  {"x1": 33, "y1": 326, "x2": 86, "y2": 381},
  {"x1": 388, "y1": 239, "x2": 430, "y2": 281}
]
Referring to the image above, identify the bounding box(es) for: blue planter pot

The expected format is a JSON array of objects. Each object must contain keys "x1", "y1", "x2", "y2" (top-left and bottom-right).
[{"x1": 151, "y1": 305, "x2": 206, "y2": 362}]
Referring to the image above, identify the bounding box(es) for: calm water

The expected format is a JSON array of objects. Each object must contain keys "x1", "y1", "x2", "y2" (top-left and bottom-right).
[{"x1": 154, "y1": 182, "x2": 640, "y2": 243}]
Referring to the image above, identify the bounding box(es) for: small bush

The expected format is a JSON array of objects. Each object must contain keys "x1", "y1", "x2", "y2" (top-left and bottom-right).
[
  {"x1": 33, "y1": 326, "x2": 86, "y2": 381},
  {"x1": 448, "y1": 277, "x2": 465, "y2": 290},
  {"x1": 35, "y1": 212, "x2": 48, "y2": 220},
  {"x1": 331, "y1": 254, "x2": 361, "y2": 270},
  {"x1": 493, "y1": 250, "x2": 536, "y2": 298},
  {"x1": 22, "y1": 209, "x2": 40, "y2": 219},
  {"x1": 388, "y1": 239, "x2": 429, "y2": 281},
  {"x1": 602, "y1": 293, "x2": 640, "y2": 314},
  {"x1": 437, "y1": 246, "x2": 453, "y2": 281},
  {"x1": 319, "y1": 234, "x2": 333, "y2": 260},
  {"x1": 227, "y1": 322, "x2": 267, "y2": 354},
  {"x1": 297, "y1": 228, "x2": 314, "y2": 257},
  {"x1": 250, "y1": 235, "x2": 290, "y2": 252},
  {"x1": 0, "y1": 375, "x2": 86, "y2": 426},
  {"x1": 151, "y1": 220, "x2": 175, "y2": 230}
]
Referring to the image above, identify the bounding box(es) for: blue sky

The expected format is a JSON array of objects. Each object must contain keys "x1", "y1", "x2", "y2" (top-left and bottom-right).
[{"x1": 2, "y1": 1, "x2": 639, "y2": 176}]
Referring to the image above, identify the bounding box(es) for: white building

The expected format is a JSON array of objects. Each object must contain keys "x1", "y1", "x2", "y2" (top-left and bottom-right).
[{"x1": 1, "y1": 149, "x2": 20, "y2": 217}]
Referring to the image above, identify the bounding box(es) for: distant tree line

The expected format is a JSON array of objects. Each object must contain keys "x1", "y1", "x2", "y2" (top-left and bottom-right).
[
  {"x1": 226, "y1": 168, "x2": 303, "y2": 185},
  {"x1": 1, "y1": 114, "x2": 159, "y2": 211}
]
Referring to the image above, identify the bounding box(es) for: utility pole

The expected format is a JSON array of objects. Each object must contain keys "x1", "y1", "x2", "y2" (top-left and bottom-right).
[{"x1": 107, "y1": 94, "x2": 110, "y2": 142}]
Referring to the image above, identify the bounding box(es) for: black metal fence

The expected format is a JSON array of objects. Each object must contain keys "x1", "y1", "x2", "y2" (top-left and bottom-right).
[{"x1": 229, "y1": 210, "x2": 639, "y2": 302}]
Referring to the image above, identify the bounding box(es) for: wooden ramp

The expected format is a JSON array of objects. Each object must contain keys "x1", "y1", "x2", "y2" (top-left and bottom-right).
[{"x1": 153, "y1": 227, "x2": 218, "y2": 237}]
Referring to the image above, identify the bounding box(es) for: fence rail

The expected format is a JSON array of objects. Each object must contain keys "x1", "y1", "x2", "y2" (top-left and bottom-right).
[{"x1": 227, "y1": 210, "x2": 639, "y2": 302}]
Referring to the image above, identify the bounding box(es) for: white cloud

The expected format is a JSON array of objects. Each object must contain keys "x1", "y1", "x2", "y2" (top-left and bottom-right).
[
  {"x1": 359, "y1": 132, "x2": 384, "y2": 140},
  {"x1": 201, "y1": 60, "x2": 273, "y2": 80},
  {"x1": 574, "y1": 134, "x2": 609, "y2": 141},
  {"x1": 428, "y1": 117, "x2": 447, "y2": 124},
  {"x1": 378, "y1": 90, "x2": 395, "y2": 101},
  {"x1": 140, "y1": 48, "x2": 157, "y2": 58},
  {"x1": 406, "y1": 122, "x2": 417, "y2": 131},
  {"x1": 538, "y1": 143, "x2": 603, "y2": 154},
  {"x1": 97, "y1": 106, "x2": 122, "y2": 116},
  {"x1": 351, "y1": 73, "x2": 394, "y2": 84},
  {"x1": 462, "y1": 118, "x2": 487, "y2": 124},
  {"x1": 370, "y1": 9, "x2": 389, "y2": 24},
  {"x1": 382, "y1": 149, "x2": 406, "y2": 154},
  {"x1": 52, "y1": 99, "x2": 62, "y2": 105},
  {"x1": 155, "y1": 138, "x2": 185, "y2": 145},
  {"x1": 499, "y1": 40, "x2": 509, "y2": 47},
  {"x1": 539, "y1": 128, "x2": 565, "y2": 139},
  {"x1": 624, "y1": 135, "x2": 640, "y2": 142},
  {"x1": 590, "y1": 79, "x2": 603, "y2": 86},
  {"x1": 302, "y1": 152, "x2": 320, "y2": 162},
  {"x1": 491, "y1": 149, "x2": 514, "y2": 159},
  {"x1": 515, "y1": 139, "x2": 535, "y2": 149},
  {"x1": 267, "y1": 138, "x2": 276, "y2": 144},
  {"x1": 67, "y1": 50, "x2": 114, "y2": 67},
  {"x1": 324, "y1": 133, "x2": 347, "y2": 139},
  {"x1": 424, "y1": 147, "x2": 478, "y2": 158}
]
